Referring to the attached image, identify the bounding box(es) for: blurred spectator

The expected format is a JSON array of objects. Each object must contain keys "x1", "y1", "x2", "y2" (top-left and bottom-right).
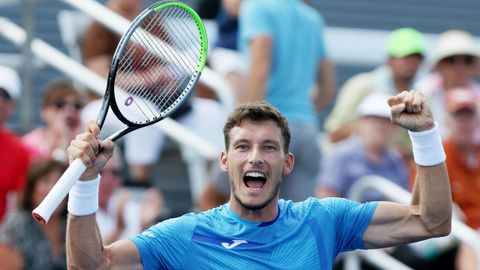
[
  {"x1": 197, "y1": 0, "x2": 221, "y2": 19},
  {"x1": 316, "y1": 92, "x2": 409, "y2": 201},
  {"x1": 444, "y1": 89, "x2": 480, "y2": 229},
  {"x1": 442, "y1": 89, "x2": 480, "y2": 270},
  {"x1": 0, "y1": 159, "x2": 67, "y2": 270},
  {"x1": 237, "y1": 0, "x2": 335, "y2": 200},
  {"x1": 416, "y1": 29, "x2": 480, "y2": 138},
  {"x1": 96, "y1": 148, "x2": 168, "y2": 244},
  {"x1": 82, "y1": 0, "x2": 143, "y2": 75},
  {"x1": 207, "y1": 0, "x2": 248, "y2": 102},
  {"x1": 0, "y1": 65, "x2": 30, "y2": 223},
  {"x1": 325, "y1": 27, "x2": 425, "y2": 143},
  {"x1": 81, "y1": 0, "x2": 226, "y2": 191},
  {"x1": 22, "y1": 79, "x2": 85, "y2": 163}
]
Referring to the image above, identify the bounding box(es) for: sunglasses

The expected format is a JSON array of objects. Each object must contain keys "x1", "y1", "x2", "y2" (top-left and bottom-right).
[
  {"x1": 0, "y1": 88, "x2": 12, "y2": 100},
  {"x1": 443, "y1": 55, "x2": 476, "y2": 66},
  {"x1": 101, "y1": 168, "x2": 122, "y2": 177},
  {"x1": 54, "y1": 101, "x2": 83, "y2": 110}
]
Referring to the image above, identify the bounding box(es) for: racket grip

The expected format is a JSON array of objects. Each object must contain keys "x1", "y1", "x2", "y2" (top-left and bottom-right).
[{"x1": 32, "y1": 159, "x2": 87, "y2": 224}]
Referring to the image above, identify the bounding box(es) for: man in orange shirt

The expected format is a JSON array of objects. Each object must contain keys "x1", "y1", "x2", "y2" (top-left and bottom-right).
[{"x1": 443, "y1": 88, "x2": 480, "y2": 269}]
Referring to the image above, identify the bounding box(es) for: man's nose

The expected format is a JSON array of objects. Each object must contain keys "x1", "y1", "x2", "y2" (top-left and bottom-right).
[{"x1": 248, "y1": 148, "x2": 264, "y2": 165}]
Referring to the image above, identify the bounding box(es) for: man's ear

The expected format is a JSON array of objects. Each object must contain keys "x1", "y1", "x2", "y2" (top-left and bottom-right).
[
  {"x1": 283, "y1": 152, "x2": 294, "y2": 175},
  {"x1": 219, "y1": 151, "x2": 228, "y2": 172}
]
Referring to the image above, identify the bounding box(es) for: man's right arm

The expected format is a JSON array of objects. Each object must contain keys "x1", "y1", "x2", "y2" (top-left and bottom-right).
[
  {"x1": 66, "y1": 122, "x2": 143, "y2": 269},
  {"x1": 67, "y1": 214, "x2": 142, "y2": 269}
]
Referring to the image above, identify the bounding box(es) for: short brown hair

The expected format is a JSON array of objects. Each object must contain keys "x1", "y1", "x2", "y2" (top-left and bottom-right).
[
  {"x1": 223, "y1": 101, "x2": 291, "y2": 153},
  {"x1": 41, "y1": 79, "x2": 84, "y2": 109}
]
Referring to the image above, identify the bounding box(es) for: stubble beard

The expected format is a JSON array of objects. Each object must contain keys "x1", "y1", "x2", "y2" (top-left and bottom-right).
[{"x1": 231, "y1": 178, "x2": 281, "y2": 211}]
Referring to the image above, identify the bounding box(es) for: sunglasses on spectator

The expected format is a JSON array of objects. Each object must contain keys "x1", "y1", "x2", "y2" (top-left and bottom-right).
[
  {"x1": 0, "y1": 88, "x2": 12, "y2": 100},
  {"x1": 101, "y1": 168, "x2": 122, "y2": 177},
  {"x1": 443, "y1": 55, "x2": 476, "y2": 66},
  {"x1": 54, "y1": 101, "x2": 83, "y2": 110}
]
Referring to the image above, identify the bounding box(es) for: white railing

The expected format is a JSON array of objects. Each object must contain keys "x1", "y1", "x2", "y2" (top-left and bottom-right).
[{"x1": 347, "y1": 175, "x2": 480, "y2": 270}]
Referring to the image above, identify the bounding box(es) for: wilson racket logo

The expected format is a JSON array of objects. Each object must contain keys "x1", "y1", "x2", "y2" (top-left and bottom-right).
[{"x1": 125, "y1": 96, "x2": 134, "y2": 106}]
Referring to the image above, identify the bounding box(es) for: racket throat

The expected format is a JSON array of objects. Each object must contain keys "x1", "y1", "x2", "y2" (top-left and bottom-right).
[{"x1": 106, "y1": 127, "x2": 135, "y2": 142}]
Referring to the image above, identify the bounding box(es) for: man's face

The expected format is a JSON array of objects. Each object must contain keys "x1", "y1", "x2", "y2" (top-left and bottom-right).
[
  {"x1": 389, "y1": 54, "x2": 423, "y2": 80},
  {"x1": 358, "y1": 116, "x2": 397, "y2": 149},
  {"x1": 42, "y1": 94, "x2": 83, "y2": 131},
  {"x1": 437, "y1": 55, "x2": 477, "y2": 87},
  {"x1": 447, "y1": 108, "x2": 478, "y2": 145},
  {"x1": 220, "y1": 120, "x2": 294, "y2": 211}
]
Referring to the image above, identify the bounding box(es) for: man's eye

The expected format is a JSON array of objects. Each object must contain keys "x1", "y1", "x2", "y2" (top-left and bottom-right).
[
  {"x1": 265, "y1": 145, "x2": 276, "y2": 151},
  {"x1": 236, "y1": 144, "x2": 248, "y2": 150}
]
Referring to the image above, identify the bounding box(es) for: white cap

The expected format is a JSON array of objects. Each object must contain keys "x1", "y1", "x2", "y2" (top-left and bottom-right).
[
  {"x1": 357, "y1": 92, "x2": 392, "y2": 119},
  {"x1": 432, "y1": 30, "x2": 480, "y2": 66},
  {"x1": 0, "y1": 65, "x2": 21, "y2": 100}
]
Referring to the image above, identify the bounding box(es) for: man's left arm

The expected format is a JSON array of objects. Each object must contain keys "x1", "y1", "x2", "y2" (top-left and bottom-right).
[{"x1": 362, "y1": 90, "x2": 452, "y2": 249}]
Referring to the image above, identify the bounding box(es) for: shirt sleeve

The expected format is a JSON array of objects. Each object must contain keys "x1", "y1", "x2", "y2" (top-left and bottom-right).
[
  {"x1": 130, "y1": 214, "x2": 197, "y2": 270},
  {"x1": 315, "y1": 15, "x2": 327, "y2": 60},
  {"x1": 239, "y1": 1, "x2": 272, "y2": 42},
  {"x1": 321, "y1": 198, "x2": 377, "y2": 252}
]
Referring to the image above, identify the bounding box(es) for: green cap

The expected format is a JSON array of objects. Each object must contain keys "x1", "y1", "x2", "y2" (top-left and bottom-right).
[{"x1": 387, "y1": 28, "x2": 425, "y2": 58}]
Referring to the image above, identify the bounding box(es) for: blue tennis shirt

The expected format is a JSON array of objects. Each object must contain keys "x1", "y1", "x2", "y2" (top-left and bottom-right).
[{"x1": 131, "y1": 198, "x2": 377, "y2": 269}]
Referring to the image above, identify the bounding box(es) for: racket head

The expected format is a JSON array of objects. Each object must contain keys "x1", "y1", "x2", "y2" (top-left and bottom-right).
[{"x1": 102, "y1": 1, "x2": 208, "y2": 133}]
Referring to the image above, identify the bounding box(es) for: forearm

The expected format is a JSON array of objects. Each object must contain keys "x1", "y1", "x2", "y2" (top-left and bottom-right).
[
  {"x1": 67, "y1": 214, "x2": 107, "y2": 269},
  {"x1": 243, "y1": 36, "x2": 271, "y2": 102},
  {"x1": 66, "y1": 175, "x2": 107, "y2": 269},
  {"x1": 222, "y1": 0, "x2": 241, "y2": 18},
  {"x1": 313, "y1": 59, "x2": 336, "y2": 111},
  {"x1": 244, "y1": 71, "x2": 267, "y2": 102},
  {"x1": 411, "y1": 163, "x2": 452, "y2": 236},
  {"x1": 409, "y1": 125, "x2": 452, "y2": 236},
  {"x1": 67, "y1": 214, "x2": 143, "y2": 269}
]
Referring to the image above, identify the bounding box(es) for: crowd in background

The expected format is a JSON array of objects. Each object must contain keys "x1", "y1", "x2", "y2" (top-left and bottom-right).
[{"x1": 1, "y1": 0, "x2": 480, "y2": 269}]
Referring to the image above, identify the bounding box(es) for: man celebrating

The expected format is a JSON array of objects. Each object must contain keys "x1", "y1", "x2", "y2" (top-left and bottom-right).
[{"x1": 65, "y1": 90, "x2": 451, "y2": 269}]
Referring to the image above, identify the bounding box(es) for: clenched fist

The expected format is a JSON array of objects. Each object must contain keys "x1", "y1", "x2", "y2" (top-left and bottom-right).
[{"x1": 387, "y1": 90, "x2": 434, "y2": 132}]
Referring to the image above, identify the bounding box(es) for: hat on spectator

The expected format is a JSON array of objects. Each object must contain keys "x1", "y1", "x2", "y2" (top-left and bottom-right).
[
  {"x1": 358, "y1": 92, "x2": 392, "y2": 119},
  {"x1": 432, "y1": 30, "x2": 480, "y2": 66},
  {"x1": 387, "y1": 28, "x2": 425, "y2": 58},
  {"x1": 445, "y1": 88, "x2": 478, "y2": 113},
  {"x1": 0, "y1": 65, "x2": 21, "y2": 100}
]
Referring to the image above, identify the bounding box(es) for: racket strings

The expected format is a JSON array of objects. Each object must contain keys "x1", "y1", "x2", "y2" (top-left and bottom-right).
[
  {"x1": 132, "y1": 16, "x2": 191, "y2": 112},
  {"x1": 154, "y1": 8, "x2": 201, "y2": 68},
  {"x1": 141, "y1": 8, "x2": 198, "y2": 78},
  {"x1": 142, "y1": 8, "x2": 200, "y2": 109},
  {"x1": 114, "y1": 6, "x2": 203, "y2": 124},
  {"x1": 140, "y1": 11, "x2": 196, "y2": 107}
]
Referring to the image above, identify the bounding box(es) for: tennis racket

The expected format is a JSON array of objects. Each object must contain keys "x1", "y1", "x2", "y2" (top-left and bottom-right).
[{"x1": 32, "y1": 0, "x2": 208, "y2": 224}]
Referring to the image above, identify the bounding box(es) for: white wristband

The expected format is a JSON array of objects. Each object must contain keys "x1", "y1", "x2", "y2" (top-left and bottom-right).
[
  {"x1": 408, "y1": 122, "x2": 446, "y2": 167},
  {"x1": 68, "y1": 175, "x2": 101, "y2": 216}
]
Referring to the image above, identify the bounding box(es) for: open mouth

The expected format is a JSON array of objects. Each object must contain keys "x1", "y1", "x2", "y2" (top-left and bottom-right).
[{"x1": 243, "y1": 172, "x2": 267, "y2": 189}]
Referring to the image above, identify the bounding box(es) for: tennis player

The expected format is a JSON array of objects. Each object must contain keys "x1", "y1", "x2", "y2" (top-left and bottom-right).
[{"x1": 65, "y1": 90, "x2": 451, "y2": 269}]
